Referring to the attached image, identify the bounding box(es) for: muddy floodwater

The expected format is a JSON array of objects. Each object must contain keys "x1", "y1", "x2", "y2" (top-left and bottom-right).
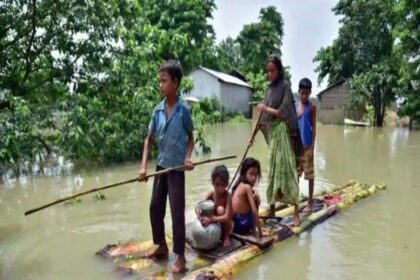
[{"x1": 1, "y1": 123, "x2": 419, "y2": 280}]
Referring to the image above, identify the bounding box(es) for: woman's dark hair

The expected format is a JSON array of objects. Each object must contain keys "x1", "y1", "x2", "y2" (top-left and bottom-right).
[
  {"x1": 211, "y1": 164, "x2": 229, "y2": 185},
  {"x1": 159, "y1": 59, "x2": 183, "y2": 87},
  {"x1": 231, "y1": 158, "x2": 261, "y2": 194},
  {"x1": 267, "y1": 54, "x2": 284, "y2": 81}
]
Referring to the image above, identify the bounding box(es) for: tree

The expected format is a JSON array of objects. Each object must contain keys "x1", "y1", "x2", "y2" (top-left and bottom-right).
[
  {"x1": 394, "y1": 0, "x2": 420, "y2": 127},
  {"x1": 214, "y1": 37, "x2": 242, "y2": 73},
  {"x1": 0, "y1": 0, "x2": 218, "y2": 175},
  {"x1": 314, "y1": 0, "x2": 399, "y2": 126},
  {"x1": 236, "y1": 6, "x2": 284, "y2": 73},
  {"x1": 350, "y1": 58, "x2": 399, "y2": 126},
  {"x1": 141, "y1": 0, "x2": 217, "y2": 72},
  {"x1": 246, "y1": 72, "x2": 268, "y2": 102},
  {"x1": 1, "y1": 0, "x2": 133, "y2": 171}
]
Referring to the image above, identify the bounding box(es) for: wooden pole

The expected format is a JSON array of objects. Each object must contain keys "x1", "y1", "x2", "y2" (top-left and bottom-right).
[
  {"x1": 24, "y1": 155, "x2": 237, "y2": 216},
  {"x1": 227, "y1": 113, "x2": 262, "y2": 191}
]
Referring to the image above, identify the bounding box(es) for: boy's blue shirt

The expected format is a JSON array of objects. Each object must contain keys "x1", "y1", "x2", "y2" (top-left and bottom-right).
[
  {"x1": 148, "y1": 96, "x2": 194, "y2": 168},
  {"x1": 296, "y1": 101, "x2": 313, "y2": 147}
]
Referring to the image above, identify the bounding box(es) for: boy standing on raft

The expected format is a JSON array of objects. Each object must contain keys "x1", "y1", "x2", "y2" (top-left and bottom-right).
[
  {"x1": 296, "y1": 78, "x2": 316, "y2": 212},
  {"x1": 138, "y1": 60, "x2": 194, "y2": 273}
]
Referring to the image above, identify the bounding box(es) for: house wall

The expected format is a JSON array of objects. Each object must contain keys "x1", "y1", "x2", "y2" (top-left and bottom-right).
[
  {"x1": 220, "y1": 83, "x2": 252, "y2": 117},
  {"x1": 318, "y1": 82, "x2": 365, "y2": 124},
  {"x1": 319, "y1": 83, "x2": 350, "y2": 110},
  {"x1": 189, "y1": 69, "x2": 221, "y2": 100},
  {"x1": 189, "y1": 69, "x2": 252, "y2": 117},
  {"x1": 318, "y1": 108, "x2": 365, "y2": 124}
]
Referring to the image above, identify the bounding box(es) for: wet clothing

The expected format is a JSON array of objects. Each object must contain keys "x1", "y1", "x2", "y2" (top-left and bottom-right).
[
  {"x1": 297, "y1": 148, "x2": 315, "y2": 180},
  {"x1": 296, "y1": 101, "x2": 315, "y2": 180},
  {"x1": 150, "y1": 166, "x2": 186, "y2": 255},
  {"x1": 297, "y1": 101, "x2": 313, "y2": 148},
  {"x1": 266, "y1": 121, "x2": 300, "y2": 205},
  {"x1": 232, "y1": 212, "x2": 254, "y2": 234},
  {"x1": 148, "y1": 96, "x2": 193, "y2": 255},
  {"x1": 148, "y1": 96, "x2": 194, "y2": 168},
  {"x1": 259, "y1": 78, "x2": 301, "y2": 205},
  {"x1": 259, "y1": 78, "x2": 303, "y2": 160}
]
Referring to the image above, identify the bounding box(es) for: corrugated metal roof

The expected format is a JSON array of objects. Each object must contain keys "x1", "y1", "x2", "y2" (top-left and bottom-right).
[{"x1": 198, "y1": 66, "x2": 252, "y2": 88}]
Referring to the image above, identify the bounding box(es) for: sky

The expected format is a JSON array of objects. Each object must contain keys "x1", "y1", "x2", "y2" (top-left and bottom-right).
[{"x1": 211, "y1": 0, "x2": 340, "y2": 95}]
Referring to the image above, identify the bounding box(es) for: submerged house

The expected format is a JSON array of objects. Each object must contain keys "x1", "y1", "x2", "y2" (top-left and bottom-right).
[
  {"x1": 188, "y1": 66, "x2": 253, "y2": 117},
  {"x1": 317, "y1": 78, "x2": 364, "y2": 124}
]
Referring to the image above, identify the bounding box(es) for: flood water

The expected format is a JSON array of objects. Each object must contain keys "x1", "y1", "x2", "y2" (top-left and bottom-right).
[{"x1": 1, "y1": 122, "x2": 419, "y2": 280}]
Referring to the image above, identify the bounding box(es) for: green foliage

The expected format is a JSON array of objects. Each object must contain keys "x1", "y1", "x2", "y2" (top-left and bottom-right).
[
  {"x1": 227, "y1": 114, "x2": 247, "y2": 124},
  {"x1": 213, "y1": 37, "x2": 242, "y2": 73},
  {"x1": 63, "y1": 197, "x2": 82, "y2": 206},
  {"x1": 314, "y1": 0, "x2": 399, "y2": 127},
  {"x1": 363, "y1": 105, "x2": 375, "y2": 124},
  {"x1": 246, "y1": 72, "x2": 268, "y2": 102},
  {"x1": 193, "y1": 97, "x2": 224, "y2": 124},
  {"x1": 0, "y1": 0, "x2": 217, "y2": 174},
  {"x1": 0, "y1": 0, "x2": 291, "y2": 176},
  {"x1": 0, "y1": 96, "x2": 55, "y2": 175},
  {"x1": 315, "y1": 0, "x2": 420, "y2": 128},
  {"x1": 236, "y1": 6, "x2": 284, "y2": 74},
  {"x1": 393, "y1": 0, "x2": 420, "y2": 125},
  {"x1": 141, "y1": 0, "x2": 217, "y2": 72},
  {"x1": 349, "y1": 58, "x2": 398, "y2": 126},
  {"x1": 92, "y1": 192, "x2": 106, "y2": 201},
  {"x1": 212, "y1": 5, "x2": 290, "y2": 99},
  {"x1": 190, "y1": 97, "x2": 224, "y2": 154}
]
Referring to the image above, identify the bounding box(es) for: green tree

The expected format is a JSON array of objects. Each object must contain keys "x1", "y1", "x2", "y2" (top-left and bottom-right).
[
  {"x1": 0, "y1": 0, "x2": 218, "y2": 175},
  {"x1": 214, "y1": 37, "x2": 242, "y2": 73},
  {"x1": 314, "y1": 0, "x2": 398, "y2": 126},
  {"x1": 236, "y1": 6, "x2": 284, "y2": 73},
  {"x1": 246, "y1": 72, "x2": 268, "y2": 102},
  {"x1": 141, "y1": 0, "x2": 217, "y2": 72},
  {"x1": 1, "y1": 0, "x2": 134, "y2": 171},
  {"x1": 350, "y1": 58, "x2": 399, "y2": 126},
  {"x1": 394, "y1": 0, "x2": 420, "y2": 127}
]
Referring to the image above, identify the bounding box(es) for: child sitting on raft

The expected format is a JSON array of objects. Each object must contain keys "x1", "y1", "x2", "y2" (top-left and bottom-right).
[
  {"x1": 231, "y1": 158, "x2": 263, "y2": 237},
  {"x1": 196, "y1": 165, "x2": 233, "y2": 247}
]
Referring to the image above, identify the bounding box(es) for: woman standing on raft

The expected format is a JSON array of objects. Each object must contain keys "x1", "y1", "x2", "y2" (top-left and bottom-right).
[{"x1": 254, "y1": 55, "x2": 303, "y2": 226}]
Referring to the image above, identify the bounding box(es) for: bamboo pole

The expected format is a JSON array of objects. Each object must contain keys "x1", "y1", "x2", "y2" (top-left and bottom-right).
[
  {"x1": 228, "y1": 112, "x2": 262, "y2": 191},
  {"x1": 24, "y1": 155, "x2": 237, "y2": 216}
]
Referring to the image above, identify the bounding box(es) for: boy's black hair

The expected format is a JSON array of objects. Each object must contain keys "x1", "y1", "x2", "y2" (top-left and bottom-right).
[
  {"x1": 267, "y1": 55, "x2": 284, "y2": 80},
  {"x1": 231, "y1": 158, "x2": 261, "y2": 194},
  {"x1": 299, "y1": 78, "x2": 312, "y2": 90},
  {"x1": 159, "y1": 59, "x2": 183, "y2": 86},
  {"x1": 211, "y1": 164, "x2": 229, "y2": 185}
]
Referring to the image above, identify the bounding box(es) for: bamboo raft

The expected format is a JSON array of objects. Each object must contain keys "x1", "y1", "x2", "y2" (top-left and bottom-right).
[{"x1": 96, "y1": 181, "x2": 385, "y2": 279}]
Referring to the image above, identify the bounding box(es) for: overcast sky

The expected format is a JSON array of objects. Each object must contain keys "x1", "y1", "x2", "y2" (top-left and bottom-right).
[{"x1": 211, "y1": 0, "x2": 340, "y2": 94}]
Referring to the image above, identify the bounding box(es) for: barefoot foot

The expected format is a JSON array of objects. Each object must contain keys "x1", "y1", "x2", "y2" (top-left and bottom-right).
[
  {"x1": 275, "y1": 191, "x2": 284, "y2": 201},
  {"x1": 145, "y1": 244, "x2": 169, "y2": 259},
  {"x1": 170, "y1": 255, "x2": 187, "y2": 273},
  {"x1": 223, "y1": 237, "x2": 231, "y2": 248},
  {"x1": 302, "y1": 205, "x2": 313, "y2": 214},
  {"x1": 293, "y1": 215, "x2": 301, "y2": 227}
]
